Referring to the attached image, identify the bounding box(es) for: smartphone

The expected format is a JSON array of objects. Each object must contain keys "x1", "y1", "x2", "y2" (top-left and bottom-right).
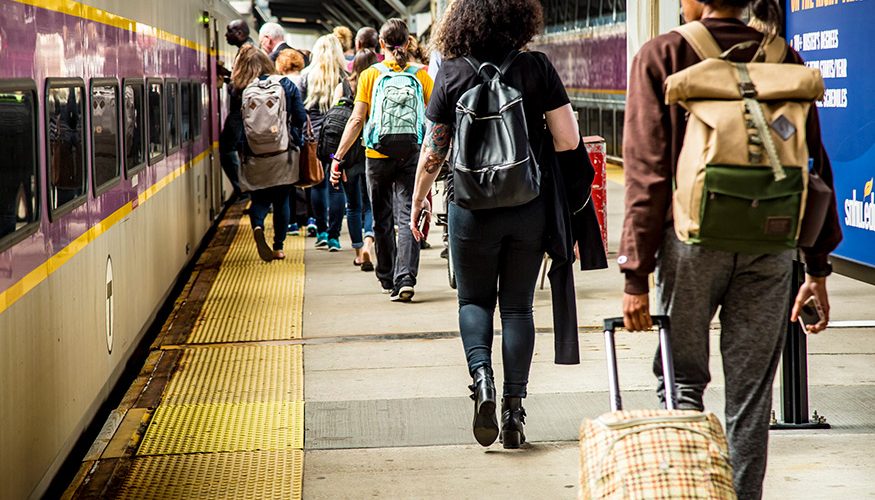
[
  {"x1": 798, "y1": 296, "x2": 824, "y2": 332},
  {"x1": 417, "y1": 209, "x2": 431, "y2": 233}
]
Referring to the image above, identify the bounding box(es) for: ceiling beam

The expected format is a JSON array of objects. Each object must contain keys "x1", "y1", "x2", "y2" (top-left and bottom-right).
[
  {"x1": 351, "y1": 0, "x2": 387, "y2": 24},
  {"x1": 335, "y1": 0, "x2": 372, "y2": 28},
  {"x1": 319, "y1": 18, "x2": 338, "y2": 31},
  {"x1": 383, "y1": 0, "x2": 409, "y2": 16},
  {"x1": 409, "y1": 0, "x2": 430, "y2": 13},
  {"x1": 324, "y1": 3, "x2": 361, "y2": 29}
]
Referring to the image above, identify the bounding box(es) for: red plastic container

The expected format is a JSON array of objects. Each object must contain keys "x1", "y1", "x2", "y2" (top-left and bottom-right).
[{"x1": 584, "y1": 136, "x2": 608, "y2": 251}]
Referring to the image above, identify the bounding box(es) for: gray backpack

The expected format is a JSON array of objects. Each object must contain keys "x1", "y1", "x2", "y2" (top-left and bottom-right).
[
  {"x1": 450, "y1": 51, "x2": 539, "y2": 210},
  {"x1": 242, "y1": 75, "x2": 289, "y2": 156}
]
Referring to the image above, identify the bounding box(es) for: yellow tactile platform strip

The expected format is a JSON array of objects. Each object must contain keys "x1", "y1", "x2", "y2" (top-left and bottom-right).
[
  {"x1": 186, "y1": 262, "x2": 305, "y2": 343},
  {"x1": 161, "y1": 345, "x2": 304, "y2": 405},
  {"x1": 138, "y1": 401, "x2": 305, "y2": 455},
  {"x1": 223, "y1": 216, "x2": 306, "y2": 266},
  {"x1": 124, "y1": 210, "x2": 307, "y2": 495},
  {"x1": 114, "y1": 450, "x2": 303, "y2": 500}
]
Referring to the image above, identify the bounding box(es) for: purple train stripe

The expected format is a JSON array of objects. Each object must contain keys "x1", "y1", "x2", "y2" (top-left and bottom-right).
[
  {"x1": 531, "y1": 28, "x2": 627, "y2": 93},
  {"x1": 0, "y1": 0, "x2": 219, "y2": 310}
]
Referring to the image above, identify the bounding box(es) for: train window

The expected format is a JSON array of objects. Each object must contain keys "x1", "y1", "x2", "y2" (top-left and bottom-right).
[
  {"x1": 201, "y1": 82, "x2": 209, "y2": 133},
  {"x1": 602, "y1": 108, "x2": 616, "y2": 157},
  {"x1": 147, "y1": 79, "x2": 164, "y2": 164},
  {"x1": 0, "y1": 81, "x2": 39, "y2": 246},
  {"x1": 46, "y1": 79, "x2": 87, "y2": 216},
  {"x1": 166, "y1": 80, "x2": 179, "y2": 153},
  {"x1": 541, "y1": 0, "x2": 626, "y2": 30},
  {"x1": 123, "y1": 80, "x2": 146, "y2": 174},
  {"x1": 180, "y1": 81, "x2": 191, "y2": 144},
  {"x1": 616, "y1": 110, "x2": 625, "y2": 157},
  {"x1": 587, "y1": 108, "x2": 601, "y2": 141},
  {"x1": 587, "y1": 1, "x2": 601, "y2": 25},
  {"x1": 192, "y1": 82, "x2": 203, "y2": 139},
  {"x1": 90, "y1": 79, "x2": 121, "y2": 194}
]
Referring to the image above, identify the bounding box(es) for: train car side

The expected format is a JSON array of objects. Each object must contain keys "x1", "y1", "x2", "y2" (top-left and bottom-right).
[{"x1": 0, "y1": 0, "x2": 238, "y2": 497}]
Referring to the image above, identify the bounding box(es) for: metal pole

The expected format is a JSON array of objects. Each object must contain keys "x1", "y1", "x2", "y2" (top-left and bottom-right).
[{"x1": 771, "y1": 258, "x2": 830, "y2": 430}]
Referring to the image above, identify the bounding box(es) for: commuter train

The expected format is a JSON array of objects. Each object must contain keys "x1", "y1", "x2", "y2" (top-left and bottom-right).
[
  {"x1": 0, "y1": 0, "x2": 240, "y2": 497},
  {"x1": 531, "y1": 0, "x2": 628, "y2": 160}
]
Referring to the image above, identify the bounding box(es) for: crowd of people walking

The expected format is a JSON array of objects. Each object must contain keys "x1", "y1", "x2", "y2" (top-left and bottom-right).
[
  {"x1": 219, "y1": 1, "x2": 842, "y2": 497},
  {"x1": 219, "y1": 19, "x2": 432, "y2": 292}
]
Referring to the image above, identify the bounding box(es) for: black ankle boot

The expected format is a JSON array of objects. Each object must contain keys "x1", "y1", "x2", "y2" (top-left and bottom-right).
[
  {"x1": 500, "y1": 397, "x2": 526, "y2": 449},
  {"x1": 468, "y1": 366, "x2": 498, "y2": 447}
]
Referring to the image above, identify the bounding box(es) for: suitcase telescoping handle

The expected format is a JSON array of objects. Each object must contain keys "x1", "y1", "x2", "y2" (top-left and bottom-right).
[{"x1": 603, "y1": 316, "x2": 677, "y2": 412}]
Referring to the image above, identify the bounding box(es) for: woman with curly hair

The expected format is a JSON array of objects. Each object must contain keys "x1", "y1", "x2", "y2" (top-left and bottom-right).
[{"x1": 408, "y1": 0, "x2": 585, "y2": 449}]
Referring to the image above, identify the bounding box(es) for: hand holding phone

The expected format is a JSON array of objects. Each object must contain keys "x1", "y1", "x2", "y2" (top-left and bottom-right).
[
  {"x1": 797, "y1": 296, "x2": 825, "y2": 334},
  {"x1": 417, "y1": 209, "x2": 431, "y2": 234}
]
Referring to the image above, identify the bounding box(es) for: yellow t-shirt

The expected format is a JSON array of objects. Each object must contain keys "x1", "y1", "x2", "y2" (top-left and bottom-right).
[{"x1": 355, "y1": 61, "x2": 434, "y2": 159}]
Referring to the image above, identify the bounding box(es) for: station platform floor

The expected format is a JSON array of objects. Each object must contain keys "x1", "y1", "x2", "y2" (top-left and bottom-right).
[{"x1": 65, "y1": 173, "x2": 875, "y2": 499}]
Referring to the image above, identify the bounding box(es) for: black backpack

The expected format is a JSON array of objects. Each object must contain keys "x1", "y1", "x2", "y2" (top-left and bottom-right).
[
  {"x1": 450, "y1": 51, "x2": 539, "y2": 210},
  {"x1": 317, "y1": 81, "x2": 365, "y2": 165}
]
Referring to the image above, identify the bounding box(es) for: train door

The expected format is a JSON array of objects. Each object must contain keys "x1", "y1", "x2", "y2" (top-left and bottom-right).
[{"x1": 206, "y1": 15, "x2": 223, "y2": 217}]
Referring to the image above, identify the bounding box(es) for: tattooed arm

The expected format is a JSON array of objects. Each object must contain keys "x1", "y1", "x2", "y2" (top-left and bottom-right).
[{"x1": 410, "y1": 120, "x2": 453, "y2": 241}]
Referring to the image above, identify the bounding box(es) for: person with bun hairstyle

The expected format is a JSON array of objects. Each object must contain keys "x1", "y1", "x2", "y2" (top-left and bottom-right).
[
  {"x1": 330, "y1": 19, "x2": 434, "y2": 302},
  {"x1": 620, "y1": 1, "x2": 842, "y2": 496}
]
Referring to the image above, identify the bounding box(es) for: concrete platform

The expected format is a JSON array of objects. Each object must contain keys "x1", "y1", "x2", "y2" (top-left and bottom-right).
[{"x1": 301, "y1": 179, "x2": 875, "y2": 498}]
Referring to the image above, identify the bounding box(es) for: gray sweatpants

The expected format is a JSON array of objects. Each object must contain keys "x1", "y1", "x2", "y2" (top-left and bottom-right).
[
  {"x1": 366, "y1": 155, "x2": 421, "y2": 289},
  {"x1": 654, "y1": 231, "x2": 792, "y2": 500}
]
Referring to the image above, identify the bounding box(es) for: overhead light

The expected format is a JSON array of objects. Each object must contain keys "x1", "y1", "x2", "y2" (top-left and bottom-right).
[{"x1": 281, "y1": 16, "x2": 309, "y2": 23}]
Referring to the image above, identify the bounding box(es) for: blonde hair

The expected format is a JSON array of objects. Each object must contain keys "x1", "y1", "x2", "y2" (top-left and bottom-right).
[
  {"x1": 231, "y1": 45, "x2": 276, "y2": 89},
  {"x1": 333, "y1": 26, "x2": 354, "y2": 52},
  {"x1": 276, "y1": 48, "x2": 305, "y2": 75},
  {"x1": 303, "y1": 35, "x2": 347, "y2": 113}
]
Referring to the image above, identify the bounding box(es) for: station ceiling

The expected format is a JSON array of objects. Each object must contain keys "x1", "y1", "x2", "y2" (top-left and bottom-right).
[{"x1": 269, "y1": 0, "x2": 431, "y2": 32}]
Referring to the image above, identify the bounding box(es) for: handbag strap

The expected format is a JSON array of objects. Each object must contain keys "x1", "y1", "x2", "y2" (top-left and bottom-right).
[{"x1": 304, "y1": 116, "x2": 315, "y2": 140}]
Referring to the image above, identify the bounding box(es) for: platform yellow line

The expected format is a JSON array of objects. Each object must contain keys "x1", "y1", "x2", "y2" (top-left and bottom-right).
[
  {"x1": 116, "y1": 450, "x2": 303, "y2": 500},
  {"x1": 127, "y1": 211, "x2": 307, "y2": 498}
]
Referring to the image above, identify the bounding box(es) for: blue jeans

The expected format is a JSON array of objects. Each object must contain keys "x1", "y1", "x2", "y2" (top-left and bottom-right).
[
  {"x1": 310, "y1": 161, "x2": 346, "y2": 239},
  {"x1": 343, "y1": 169, "x2": 374, "y2": 249},
  {"x1": 448, "y1": 196, "x2": 545, "y2": 398},
  {"x1": 219, "y1": 113, "x2": 243, "y2": 194},
  {"x1": 249, "y1": 185, "x2": 291, "y2": 250}
]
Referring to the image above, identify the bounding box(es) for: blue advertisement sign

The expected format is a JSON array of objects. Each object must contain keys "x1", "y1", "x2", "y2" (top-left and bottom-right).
[{"x1": 786, "y1": 0, "x2": 875, "y2": 273}]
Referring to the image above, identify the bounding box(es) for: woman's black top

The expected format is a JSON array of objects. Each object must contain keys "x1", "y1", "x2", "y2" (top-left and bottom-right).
[{"x1": 426, "y1": 51, "x2": 570, "y2": 154}]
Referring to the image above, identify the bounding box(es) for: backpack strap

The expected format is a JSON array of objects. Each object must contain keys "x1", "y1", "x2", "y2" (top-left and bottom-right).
[
  {"x1": 375, "y1": 62, "x2": 391, "y2": 74},
  {"x1": 498, "y1": 50, "x2": 521, "y2": 75},
  {"x1": 463, "y1": 56, "x2": 506, "y2": 83},
  {"x1": 759, "y1": 34, "x2": 788, "y2": 63},
  {"x1": 673, "y1": 21, "x2": 722, "y2": 60}
]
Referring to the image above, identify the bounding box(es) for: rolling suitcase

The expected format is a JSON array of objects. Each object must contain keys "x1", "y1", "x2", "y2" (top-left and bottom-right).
[{"x1": 579, "y1": 316, "x2": 736, "y2": 499}]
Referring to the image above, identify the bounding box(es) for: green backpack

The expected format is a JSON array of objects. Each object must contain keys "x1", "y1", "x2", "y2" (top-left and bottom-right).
[
  {"x1": 364, "y1": 63, "x2": 426, "y2": 158},
  {"x1": 665, "y1": 22, "x2": 825, "y2": 254}
]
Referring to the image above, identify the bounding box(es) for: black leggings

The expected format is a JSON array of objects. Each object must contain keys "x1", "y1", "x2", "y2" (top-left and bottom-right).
[{"x1": 448, "y1": 196, "x2": 545, "y2": 398}]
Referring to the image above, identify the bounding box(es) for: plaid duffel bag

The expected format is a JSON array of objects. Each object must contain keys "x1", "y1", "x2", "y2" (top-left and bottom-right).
[
  {"x1": 579, "y1": 409, "x2": 735, "y2": 499},
  {"x1": 579, "y1": 317, "x2": 736, "y2": 499}
]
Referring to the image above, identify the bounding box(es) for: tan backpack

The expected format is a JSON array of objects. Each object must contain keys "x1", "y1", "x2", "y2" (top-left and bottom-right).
[{"x1": 664, "y1": 22, "x2": 825, "y2": 254}]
